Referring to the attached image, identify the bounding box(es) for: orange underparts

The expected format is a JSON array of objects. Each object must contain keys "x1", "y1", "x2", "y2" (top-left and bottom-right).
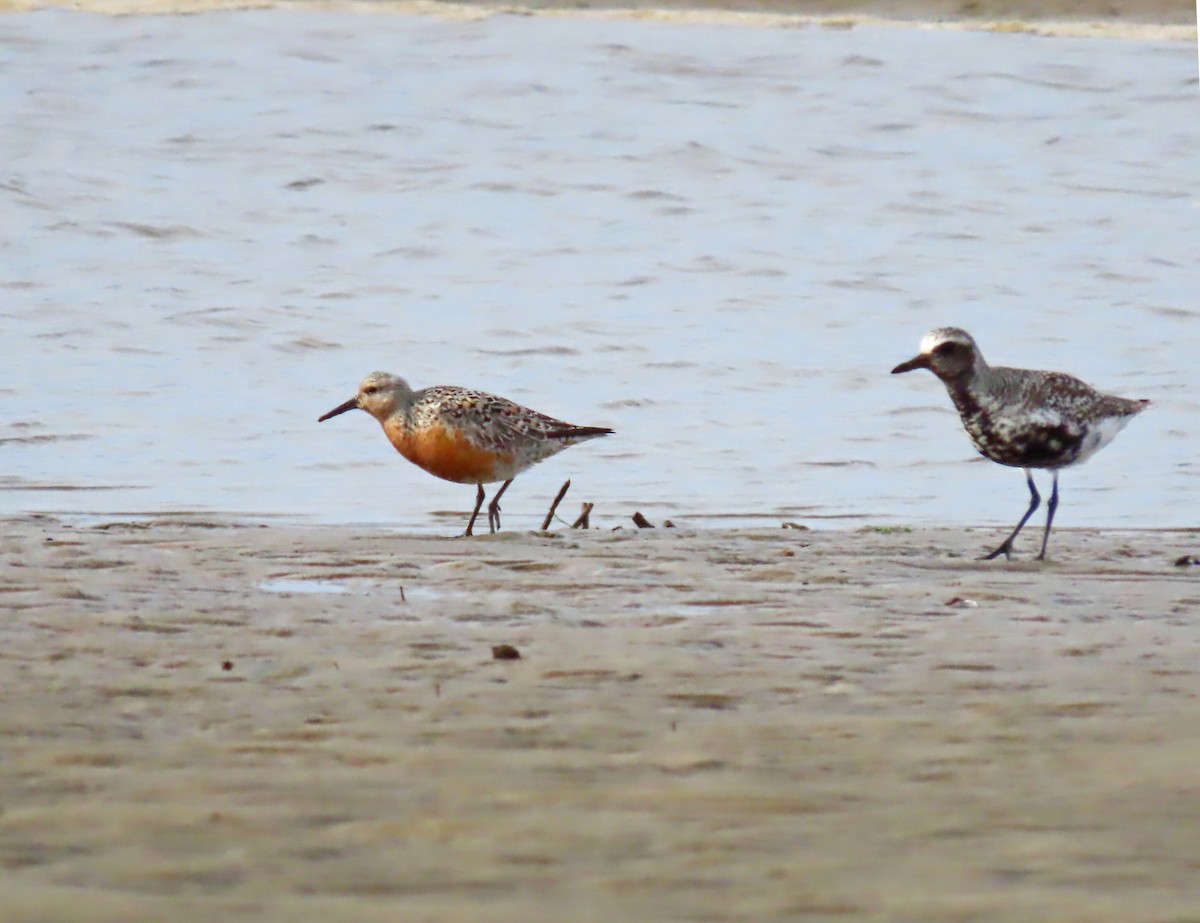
[{"x1": 385, "y1": 421, "x2": 513, "y2": 484}]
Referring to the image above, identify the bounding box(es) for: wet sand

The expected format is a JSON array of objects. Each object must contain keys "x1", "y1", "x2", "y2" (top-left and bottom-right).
[
  {"x1": 1, "y1": 0, "x2": 1195, "y2": 39},
  {"x1": 3, "y1": 514, "x2": 1200, "y2": 920},
  {"x1": 453, "y1": 0, "x2": 1198, "y2": 31}
]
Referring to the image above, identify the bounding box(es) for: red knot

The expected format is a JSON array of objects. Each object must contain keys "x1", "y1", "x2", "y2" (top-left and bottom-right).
[
  {"x1": 319, "y1": 372, "x2": 613, "y2": 536},
  {"x1": 892, "y1": 327, "x2": 1149, "y2": 561}
]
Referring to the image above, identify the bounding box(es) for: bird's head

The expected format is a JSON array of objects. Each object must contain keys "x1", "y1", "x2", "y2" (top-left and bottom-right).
[
  {"x1": 318, "y1": 371, "x2": 414, "y2": 423},
  {"x1": 891, "y1": 327, "x2": 982, "y2": 382}
]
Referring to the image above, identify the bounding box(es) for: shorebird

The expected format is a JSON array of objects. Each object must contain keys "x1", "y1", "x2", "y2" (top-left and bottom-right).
[
  {"x1": 319, "y1": 372, "x2": 613, "y2": 536},
  {"x1": 891, "y1": 327, "x2": 1149, "y2": 561}
]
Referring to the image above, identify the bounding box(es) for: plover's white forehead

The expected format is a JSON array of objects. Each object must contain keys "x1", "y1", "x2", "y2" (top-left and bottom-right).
[{"x1": 920, "y1": 327, "x2": 975, "y2": 355}]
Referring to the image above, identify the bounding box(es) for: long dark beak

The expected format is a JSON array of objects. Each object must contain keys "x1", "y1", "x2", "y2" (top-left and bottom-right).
[
  {"x1": 891, "y1": 354, "x2": 931, "y2": 375},
  {"x1": 318, "y1": 397, "x2": 359, "y2": 422}
]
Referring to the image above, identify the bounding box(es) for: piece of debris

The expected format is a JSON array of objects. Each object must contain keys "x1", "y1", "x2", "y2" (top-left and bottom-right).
[
  {"x1": 221, "y1": 660, "x2": 234, "y2": 671},
  {"x1": 632, "y1": 512, "x2": 655, "y2": 529},
  {"x1": 540, "y1": 480, "x2": 571, "y2": 530},
  {"x1": 780, "y1": 547, "x2": 795, "y2": 557},
  {"x1": 571, "y1": 502, "x2": 594, "y2": 529},
  {"x1": 1174, "y1": 554, "x2": 1200, "y2": 567},
  {"x1": 781, "y1": 521, "x2": 810, "y2": 531},
  {"x1": 944, "y1": 596, "x2": 979, "y2": 609},
  {"x1": 492, "y1": 644, "x2": 521, "y2": 661},
  {"x1": 663, "y1": 520, "x2": 676, "y2": 528}
]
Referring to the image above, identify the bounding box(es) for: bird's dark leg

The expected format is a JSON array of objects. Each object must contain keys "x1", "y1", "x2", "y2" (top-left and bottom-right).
[
  {"x1": 464, "y1": 483, "x2": 486, "y2": 537},
  {"x1": 1036, "y1": 471, "x2": 1060, "y2": 561},
  {"x1": 983, "y1": 469, "x2": 1040, "y2": 561},
  {"x1": 487, "y1": 479, "x2": 513, "y2": 533}
]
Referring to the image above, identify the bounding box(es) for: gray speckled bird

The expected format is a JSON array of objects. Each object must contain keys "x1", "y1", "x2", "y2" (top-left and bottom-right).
[{"x1": 892, "y1": 327, "x2": 1149, "y2": 561}]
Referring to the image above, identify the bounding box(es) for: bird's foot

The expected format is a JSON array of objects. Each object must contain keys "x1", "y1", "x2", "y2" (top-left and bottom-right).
[
  {"x1": 487, "y1": 503, "x2": 502, "y2": 534},
  {"x1": 981, "y1": 541, "x2": 1014, "y2": 561}
]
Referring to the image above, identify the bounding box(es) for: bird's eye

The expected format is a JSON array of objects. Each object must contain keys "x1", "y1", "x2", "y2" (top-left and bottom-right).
[
  {"x1": 363, "y1": 385, "x2": 378, "y2": 395},
  {"x1": 933, "y1": 342, "x2": 958, "y2": 356}
]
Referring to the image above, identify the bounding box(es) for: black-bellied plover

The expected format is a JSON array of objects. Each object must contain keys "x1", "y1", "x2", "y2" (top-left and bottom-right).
[
  {"x1": 319, "y1": 373, "x2": 613, "y2": 536},
  {"x1": 891, "y1": 327, "x2": 1149, "y2": 561}
]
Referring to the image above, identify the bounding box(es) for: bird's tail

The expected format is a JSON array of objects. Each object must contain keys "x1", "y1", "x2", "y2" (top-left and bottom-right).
[{"x1": 547, "y1": 426, "x2": 614, "y2": 440}]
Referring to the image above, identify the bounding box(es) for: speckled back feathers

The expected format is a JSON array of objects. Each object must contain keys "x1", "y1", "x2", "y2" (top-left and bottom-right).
[{"x1": 408, "y1": 385, "x2": 612, "y2": 464}]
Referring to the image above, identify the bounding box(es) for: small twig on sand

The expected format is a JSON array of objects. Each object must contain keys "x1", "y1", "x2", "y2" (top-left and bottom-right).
[
  {"x1": 541, "y1": 480, "x2": 571, "y2": 530},
  {"x1": 632, "y1": 512, "x2": 655, "y2": 529},
  {"x1": 571, "y1": 502, "x2": 594, "y2": 529}
]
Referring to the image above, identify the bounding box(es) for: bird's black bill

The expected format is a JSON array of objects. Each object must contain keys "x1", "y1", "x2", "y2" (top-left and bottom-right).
[
  {"x1": 318, "y1": 397, "x2": 359, "y2": 422},
  {"x1": 891, "y1": 355, "x2": 930, "y2": 375}
]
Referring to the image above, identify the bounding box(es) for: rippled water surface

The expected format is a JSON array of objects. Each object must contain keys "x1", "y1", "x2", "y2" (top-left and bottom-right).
[{"x1": 3, "y1": 9, "x2": 1197, "y2": 530}]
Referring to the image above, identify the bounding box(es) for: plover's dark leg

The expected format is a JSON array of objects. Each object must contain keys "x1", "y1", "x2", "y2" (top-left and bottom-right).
[
  {"x1": 1036, "y1": 471, "x2": 1060, "y2": 561},
  {"x1": 464, "y1": 483, "x2": 486, "y2": 537},
  {"x1": 487, "y1": 479, "x2": 514, "y2": 533},
  {"x1": 983, "y1": 469, "x2": 1040, "y2": 561}
]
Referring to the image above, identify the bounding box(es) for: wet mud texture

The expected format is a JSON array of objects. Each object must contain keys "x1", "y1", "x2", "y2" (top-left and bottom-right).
[{"x1": 3, "y1": 515, "x2": 1200, "y2": 921}]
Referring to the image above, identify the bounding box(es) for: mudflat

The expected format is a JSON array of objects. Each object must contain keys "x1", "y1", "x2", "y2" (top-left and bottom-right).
[
  {"x1": 3, "y1": 514, "x2": 1199, "y2": 920},
  {"x1": 1, "y1": 0, "x2": 1194, "y2": 38},
  {"x1": 452, "y1": 0, "x2": 1197, "y2": 26}
]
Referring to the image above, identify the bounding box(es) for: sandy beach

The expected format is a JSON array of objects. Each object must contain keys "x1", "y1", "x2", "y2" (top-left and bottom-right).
[
  {"x1": 3, "y1": 514, "x2": 1200, "y2": 920},
  {"x1": 1, "y1": 0, "x2": 1195, "y2": 38},
  {"x1": 449, "y1": 0, "x2": 1198, "y2": 32}
]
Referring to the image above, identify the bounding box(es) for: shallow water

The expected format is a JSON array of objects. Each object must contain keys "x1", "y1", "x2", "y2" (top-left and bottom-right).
[{"x1": 3, "y1": 9, "x2": 1197, "y2": 530}]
